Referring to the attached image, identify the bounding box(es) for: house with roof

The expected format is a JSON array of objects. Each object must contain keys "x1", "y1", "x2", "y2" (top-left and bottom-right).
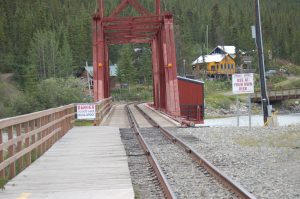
[
  {"x1": 76, "y1": 63, "x2": 119, "y2": 97},
  {"x1": 192, "y1": 46, "x2": 237, "y2": 78},
  {"x1": 210, "y1": 46, "x2": 236, "y2": 58}
]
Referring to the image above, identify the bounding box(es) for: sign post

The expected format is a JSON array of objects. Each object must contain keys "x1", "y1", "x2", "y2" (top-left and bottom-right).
[{"x1": 232, "y1": 73, "x2": 255, "y2": 128}]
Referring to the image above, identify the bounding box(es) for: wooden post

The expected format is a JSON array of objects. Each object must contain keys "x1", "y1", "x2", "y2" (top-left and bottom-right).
[
  {"x1": 55, "y1": 112, "x2": 58, "y2": 142},
  {"x1": 16, "y1": 124, "x2": 23, "y2": 172},
  {"x1": 41, "y1": 116, "x2": 46, "y2": 154},
  {"x1": 0, "y1": 129, "x2": 4, "y2": 178},
  {"x1": 30, "y1": 120, "x2": 36, "y2": 161},
  {"x1": 24, "y1": 122, "x2": 31, "y2": 167},
  {"x1": 37, "y1": 118, "x2": 42, "y2": 156},
  {"x1": 8, "y1": 126, "x2": 16, "y2": 178}
]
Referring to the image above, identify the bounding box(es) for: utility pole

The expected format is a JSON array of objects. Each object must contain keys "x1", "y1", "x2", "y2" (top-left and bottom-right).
[
  {"x1": 206, "y1": 25, "x2": 209, "y2": 55},
  {"x1": 254, "y1": 0, "x2": 269, "y2": 124}
]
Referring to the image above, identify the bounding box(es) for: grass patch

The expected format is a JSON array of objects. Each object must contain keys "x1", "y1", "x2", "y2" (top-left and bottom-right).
[
  {"x1": 267, "y1": 132, "x2": 300, "y2": 148},
  {"x1": 236, "y1": 136, "x2": 261, "y2": 147},
  {"x1": 206, "y1": 94, "x2": 236, "y2": 109},
  {"x1": 274, "y1": 78, "x2": 300, "y2": 89},
  {"x1": 0, "y1": 178, "x2": 8, "y2": 190},
  {"x1": 133, "y1": 185, "x2": 141, "y2": 199},
  {"x1": 74, "y1": 120, "x2": 94, "y2": 126},
  {"x1": 235, "y1": 131, "x2": 300, "y2": 148},
  {"x1": 205, "y1": 79, "x2": 231, "y2": 95}
]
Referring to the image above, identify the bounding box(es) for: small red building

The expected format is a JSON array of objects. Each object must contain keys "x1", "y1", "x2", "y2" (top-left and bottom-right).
[{"x1": 177, "y1": 76, "x2": 204, "y2": 124}]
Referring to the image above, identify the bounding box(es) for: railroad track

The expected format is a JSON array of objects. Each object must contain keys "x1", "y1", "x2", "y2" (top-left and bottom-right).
[{"x1": 126, "y1": 103, "x2": 256, "y2": 199}]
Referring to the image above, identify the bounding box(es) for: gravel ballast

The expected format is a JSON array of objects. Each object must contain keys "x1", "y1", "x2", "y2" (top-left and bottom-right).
[{"x1": 168, "y1": 125, "x2": 300, "y2": 199}]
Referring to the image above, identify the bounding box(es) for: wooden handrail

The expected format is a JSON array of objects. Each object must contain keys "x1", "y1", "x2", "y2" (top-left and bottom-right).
[
  {"x1": 94, "y1": 97, "x2": 113, "y2": 125},
  {"x1": 0, "y1": 104, "x2": 74, "y2": 129},
  {"x1": 0, "y1": 104, "x2": 75, "y2": 180},
  {"x1": 0, "y1": 97, "x2": 113, "y2": 181}
]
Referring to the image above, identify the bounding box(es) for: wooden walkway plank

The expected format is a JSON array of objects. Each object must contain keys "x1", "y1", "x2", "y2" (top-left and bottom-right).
[{"x1": 0, "y1": 126, "x2": 134, "y2": 199}]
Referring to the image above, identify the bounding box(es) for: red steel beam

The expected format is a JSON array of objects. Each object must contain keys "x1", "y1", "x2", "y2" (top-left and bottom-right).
[
  {"x1": 109, "y1": 0, "x2": 129, "y2": 17},
  {"x1": 162, "y1": 14, "x2": 180, "y2": 116},
  {"x1": 98, "y1": 0, "x2": 104, "y2": 18},
  {"x1": 104, "y1": 20, "x2": 162, "y2": 27},
  {"x1": 156, "y1": 0, "x2": 161, "y2": 14},
  {"x1": 105, "y1": 32, "x2": 155, "y2": 37},
  {"x1": 104, "y1": 27, "x2": 158, "y2": 34},
  {"x1": 102, "y1": 15, "x2": 162, "y2": 22},
  {"x1": 93, "y1": 19, "x2": 98, "y2": 101},
  {"x1": 128, "y1": 0, "x2": 152, "y2": 16},
  {"x1": 107, "y1": 38, "x2": 152, "y2": 45},
  {"x1": 104, "y1": 25, "x2": 160, "y2": 31}
]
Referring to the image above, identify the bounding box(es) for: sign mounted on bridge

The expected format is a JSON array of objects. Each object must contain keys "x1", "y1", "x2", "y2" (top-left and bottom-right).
[
  {"x1": 77, "y1": 104, "x2": 96, "y2": 120},
  {"x1": 232, "y1": 73, "x2": 254, "y2": 94}
]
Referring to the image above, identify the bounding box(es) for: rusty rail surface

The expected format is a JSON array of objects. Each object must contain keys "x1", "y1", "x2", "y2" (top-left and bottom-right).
[
  {"x1": 251, "y1": 88, "x2": 300, "y2": 102},
  {"x1": 135, "y1": 104, "x2": 257, "y2": 199},
  {"x1": 125, "y1": 104, "x2": 177, "y2": 199},
  {"x1": 0, "y1": 98, "x2": 113, "y2": 181},
  {"x1": 0, "y1": 105, "x2": 75, "y2": 180}
]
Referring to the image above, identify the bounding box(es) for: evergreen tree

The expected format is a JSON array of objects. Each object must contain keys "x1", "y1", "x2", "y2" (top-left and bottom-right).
[{"x1": 117, "y1": 45, "x2": 137, "y2": 86}]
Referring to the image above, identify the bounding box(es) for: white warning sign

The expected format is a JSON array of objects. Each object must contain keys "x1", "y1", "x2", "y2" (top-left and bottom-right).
[
  {"x1": 232, "y1": 73, "x2": 254, "y2": 94},
  {"x1": 77, "y1": 104, "x2": 96, "y2": 120}
]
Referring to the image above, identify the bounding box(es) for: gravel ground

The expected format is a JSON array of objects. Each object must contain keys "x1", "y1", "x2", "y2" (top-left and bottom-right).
[
  {"x1": 141, "y1": 127, "x2": 237, "y2": 199},
  {"x1": 168, "y1": 125, "x2": 300, "y2": 199},
  {"x1": 120, "y1": 128, "x2": 165, "y2": 199}
]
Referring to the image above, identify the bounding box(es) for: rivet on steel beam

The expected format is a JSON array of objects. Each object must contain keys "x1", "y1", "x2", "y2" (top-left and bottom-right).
[
  {"x1": 167, "y1": 63, "x2": 172, "y2": 68},
  {"x1": 98, "y1": 63, "x2": 103, "y2": 68}
]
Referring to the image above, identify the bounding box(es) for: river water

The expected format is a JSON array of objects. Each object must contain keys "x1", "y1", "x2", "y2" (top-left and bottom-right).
[{"x1": 203, "y1": 113, "x2": 300, "y2": 127}]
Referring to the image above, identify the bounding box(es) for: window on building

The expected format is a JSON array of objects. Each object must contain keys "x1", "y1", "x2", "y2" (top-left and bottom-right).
[
  {"x1": 211, "y1": 66, "x2": 215, "y2": 71},
  {"x1": 217, "y1": 64, "x2": 219, "y2": 70},
  {"x1": 221, "y1": 64, "x2": 223, "y2": 69},
  {"x1": 231, "y1": 64, "x2": 234, "y2": 69},
  {"x1": 228, "y1": 64, "x2": 230, "y2": 69}
]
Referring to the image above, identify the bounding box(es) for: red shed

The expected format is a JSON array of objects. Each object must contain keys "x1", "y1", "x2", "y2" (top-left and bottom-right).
[{"x1": 177, "y1": 76, "x2": 204, "y2": 124}]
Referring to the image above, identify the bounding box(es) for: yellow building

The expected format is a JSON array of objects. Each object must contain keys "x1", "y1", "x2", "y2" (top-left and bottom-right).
[{"x1": 192, "y1": 46, "x2": 236, "y2": 78}]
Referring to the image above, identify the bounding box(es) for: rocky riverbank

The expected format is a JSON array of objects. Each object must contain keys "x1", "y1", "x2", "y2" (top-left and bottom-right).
[{"x1": 205, "y1": 100, "x2": 300, "y2": 118}]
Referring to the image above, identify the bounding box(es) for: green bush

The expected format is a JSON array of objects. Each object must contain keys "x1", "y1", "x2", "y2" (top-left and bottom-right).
[
  {"x1": 206, "y1": 94, "x2": 235, "y2": 109},
  {"x1": 112, "y1": 85, "x2": 153, "y2": 102},
  {"x1": 34, "y1": 77, "x2": 86, "y2": 109},
  {"x1": 0, "y1": 77, "x2": 87, "y2": 119},
  {"x1": 205, "y1": 79, "x2": 232, "y2": 95}
]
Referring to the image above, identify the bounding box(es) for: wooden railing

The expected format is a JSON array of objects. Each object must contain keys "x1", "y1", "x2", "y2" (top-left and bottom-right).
[
  {"x1": 251, "y1": 88, "x2": 300, "y2": 102},
  {"x1": 94, "y1": 97, "x2": 113, "y2": 125},
  {"x1": 0, "y1": 98, "x2": 113, "y2": 182},
  {"x1": 0, "y1": 105, "x2": 75, "y2": 181}
]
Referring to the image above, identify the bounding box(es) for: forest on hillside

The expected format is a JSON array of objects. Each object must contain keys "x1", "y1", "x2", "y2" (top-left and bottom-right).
[
  {"x1": 1, "y1": 1, "x2": 299, "y2": 75},
  {"x1": 0, "y1": 0, "x2": 299, "y2": 117}
]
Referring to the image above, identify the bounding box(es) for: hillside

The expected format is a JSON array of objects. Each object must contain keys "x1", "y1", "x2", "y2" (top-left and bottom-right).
[{"x1": 0, "y1": 1, "x2": 299, "y2": 76}]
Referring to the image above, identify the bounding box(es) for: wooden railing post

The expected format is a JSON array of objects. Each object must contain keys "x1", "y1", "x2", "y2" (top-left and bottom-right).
[
  {"x1": 16, "y1": 124, "x2": 23, "y2": 172},
  {"x1": 30, "y1": 120, "x2": 36, "y2": 162},
  {"x1": 0, "y1": 129, "x2": 4, "y2": 178},
  {"x1": 8, "y1": 126, "x2": 16, "y2": 178},
  {"x1": 37, "y1": 118, "x2": 42, "y2": 157},
  {"x1": 41, "y1": 116, "x2": 46, "y2": 154},
  {"x1": 24, "y1": 122, "x2": 31, "y2": 167}
]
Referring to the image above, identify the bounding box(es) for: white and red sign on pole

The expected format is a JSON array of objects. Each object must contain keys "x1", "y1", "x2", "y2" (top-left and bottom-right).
[
  {"x1": 232, "y1": 73, "x2": 254, "y2": 94},
  {"x1": 77, "y1": 104, "x2": 96, "y2": 120}
]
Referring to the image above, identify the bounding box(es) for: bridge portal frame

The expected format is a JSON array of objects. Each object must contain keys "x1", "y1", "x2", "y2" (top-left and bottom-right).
[{"x1": 93, "y1": 0, "x2": 180, "y2": 116}]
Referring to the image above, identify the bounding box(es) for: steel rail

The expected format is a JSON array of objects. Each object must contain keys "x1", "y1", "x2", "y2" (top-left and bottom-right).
[
  {"x1": 134, "y1": 104, "x2": 257, "y2": 199},
  {"x1": 125, "y1": 104, "x2": 177, "y2": 199}
]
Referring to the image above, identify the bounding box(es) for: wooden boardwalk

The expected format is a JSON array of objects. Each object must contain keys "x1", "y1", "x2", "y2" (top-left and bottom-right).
[
  {"x1": 251, "y1": 88, "x2": 300, "y2": 102},
  {"x1": 0, "y1": 126, "x2": 134, "y2": 199},
  {"x1": 101, "y1": 105, "x2": 130, "y2": 128}
]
